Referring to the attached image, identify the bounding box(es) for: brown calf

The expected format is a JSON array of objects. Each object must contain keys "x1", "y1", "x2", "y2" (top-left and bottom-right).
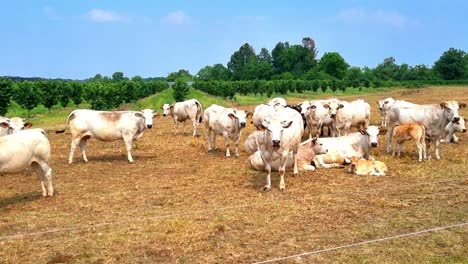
[{"x1": 392, "y1": 122, "x2": 426, "y2": 162}]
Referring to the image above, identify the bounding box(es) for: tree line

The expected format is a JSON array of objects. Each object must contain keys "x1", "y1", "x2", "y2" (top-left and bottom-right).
[{"x1": 0, "y1": 73, "x2": 169, "y2": 116}]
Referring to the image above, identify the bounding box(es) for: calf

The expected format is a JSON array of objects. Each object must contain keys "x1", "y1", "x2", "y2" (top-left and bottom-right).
[
  {"x1": 441, "y1": 117, "x2": 466, "y2": 143},
  {"x1": 161, "y1": 99, "x2": 202, "y2": 137},
  {"x1": 56, "y1": 109, "x2": 157, "y2": 163},
  {"x1": 257, "y1": 107, "x2": 304, "y2": 191},
  {"x1": 0, "y1": 129, "x2": 53, "y2": 196},
  {"x1": 391, "y1": 122, "x2": 426, "y2": 162},
  {"x1": 204, "y1": 104, "x2": 252, "y2": 158},
  {"x1": 323, "y1": 99, "x2": 370, "y2": 136},
  {"x1": 348, "y1": 156, "x2": 388, "y2": 176}
]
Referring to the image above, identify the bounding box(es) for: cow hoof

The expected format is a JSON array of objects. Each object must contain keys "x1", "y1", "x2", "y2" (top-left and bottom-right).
[
  {"x1": 225, "y1": 155, "x2": 231, "y2": 159},
  {"x1": 261, "y1": 186, "x2": 270, "y2": 192},
  {"x1": 293, "y1": 173, "x2": 298, "y2": 177}
]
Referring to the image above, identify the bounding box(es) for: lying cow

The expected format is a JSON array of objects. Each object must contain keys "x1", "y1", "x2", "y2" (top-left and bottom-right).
[
  {"x1": 348, "y1": 156, "x2": 388, "y2": 176},
  {"x1": 0, "y1": 129, "x2": 53, "y2": 196},
  {"x1": 243, "y1": 130, "x2": 263, "y2": 154},
  {"x1": 391, "y1": 123, "x2": 426, "y2": 162},
  {"x1": 386, "y1": 100, "x2": 466, "y2": 160},
  {"x1": 249, "y1": 137, "x2": 327, "y2": 172},
  {"x1": 441, "y1": 117, "x2": 466, "y2": 143},
  {"x1": 204, "y1": 104, "x2": 252, "y2": 158},
  {"x1": 257, "y1": 107, "x2": 304, "y2": 192},
  {"x1": 56, "y1": 109, "x2": 157, "y2": 163},
  {"x1": 161, "y1": 99, "x2": 202, "y2": 137},
  {"x1": 323, "y1": 99, "x2": 370, "y2": 136},
  {"x1": 313, "y1": 126, "x2": 387, "y2": 169}
]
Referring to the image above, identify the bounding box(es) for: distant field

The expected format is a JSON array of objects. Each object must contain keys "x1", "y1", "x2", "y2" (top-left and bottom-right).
[{"x1": 0, "y1": 86, "x2": 467, "y2": 263}]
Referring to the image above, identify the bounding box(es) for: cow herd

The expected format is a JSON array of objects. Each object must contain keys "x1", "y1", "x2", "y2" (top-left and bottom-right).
[{"x1": 0, "y1": 96, "x2": 466, "y2": 196}]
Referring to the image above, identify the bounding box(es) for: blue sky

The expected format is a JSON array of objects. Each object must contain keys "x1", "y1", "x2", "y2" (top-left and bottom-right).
[{"x1": 0, "y1": 0, "x2": 466, "y2": 79}]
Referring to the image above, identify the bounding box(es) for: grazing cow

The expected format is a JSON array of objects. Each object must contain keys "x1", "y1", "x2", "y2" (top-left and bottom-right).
[
  {"x1": 56, "y1": 109, "x2": 157, "y2": 163},
  {"x1": 243, "y1": 130, "x2": 263, "y2": 154},
  {"x1": 313, "y1": 126, "x2": 387, "y2": 168},
  {"x1": 386, "y1": 100, "x2": 466, "y2": 160},
  {"x1": 391, "y1": 122, "x2": 426, "y2": 162},
  {"x1": 161, "y1": 99, "x2": 202, "y2": 137},
  {"x1": 306, "y1": 99, "x2": 337, "y2": 138},
  {"x1": 323, "y1": 99, "x2": 370, "y2": 136},
  {"x1": 257, "y1": 107, "x2": 304, "y2": 191},
  {"x1": 0, "y1": 129, "x2": 53, "y2": 196},
  {"x1": 441, "y1": 117, "x2": 466, "y2": 143},
  {"x1": 348, "y1": 156, "x2": 388, "y2": 176},
  {"x1": 204, "y1": 105, "x2": 252, "y2": 158},
  {"x1": 377, "y1": 98, "x2": 417, "y2": 126},
  {"x1": 249, "y1": 137, "x2": 327, "y2": 172}
]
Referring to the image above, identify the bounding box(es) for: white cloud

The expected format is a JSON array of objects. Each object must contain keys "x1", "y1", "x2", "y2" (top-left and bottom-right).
[
  {"x1": 336, "y1": 8, "x2": 417, "y2": 28},
  {"x1": 86, "y1": 8, "x2": 126, "y2": 23},
  {"x1": 162, "y1": 10, "x2": 190, "y2": 25},
  {"x1": 43, "y1": 6, "x2": 61, "y2": 21}
]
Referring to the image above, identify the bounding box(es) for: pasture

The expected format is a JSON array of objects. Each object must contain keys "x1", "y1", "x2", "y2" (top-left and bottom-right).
[{"x1": 0, "y1": 86, "x2": 467, "y2": 263}]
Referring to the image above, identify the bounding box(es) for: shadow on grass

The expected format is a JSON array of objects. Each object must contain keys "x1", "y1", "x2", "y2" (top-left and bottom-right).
[{"x1": 0, "y1": 192, "x2": 43, "y2": 208}]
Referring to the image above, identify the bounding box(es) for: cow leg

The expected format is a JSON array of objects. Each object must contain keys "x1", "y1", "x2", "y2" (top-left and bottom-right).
[
  {"x1": 260, "y1": 154, "x2": 272, "y2": 191},
  {"x1": 292, "y1": 151, "x2": 298, "y2": 176},
  {"x1": 174, "y1": 120, "x2": 179, "y2": 135},
  {"x1": 425, "y1": 138, "x2": 432, "y2": 160},
  {"x1": 434, "y1": 138, "x2": 441, "y2": 160},
  {"x1": 279, "y1": 156, "x2": 287, "y2": 192},
  {"x1": 213, "y1": 132, "x2": 217, "y2": 150},
  {"x1": 234, "y1": 134, "x2": 241, "y2": 158},
  {"x1": 206, "y1": 128, "x2": 212, "y2": 151},
  {"x1": 69, "y1": 137, "x2": 81, "y2": 164},
  {"x1": 417, "y1": 140, "x2": 423, "y2": 162},
  {"x1": 32, "y1": 161, "x2": 53, "y2": 197},
  {"x1": 192, "y1": 119, "x2": 198, "y2": 137},
  {"x1": 79, "y1": 136, "x2": 90, "y2": 163},
  {"x1": 392, "y1": 142, "x2": 397, "y2": 157},
  {"x1": 386, "y1": 126, "x2": 394, "y2": 154},
  {"x1": 223, "y1": 132, "x2": 231, "y2": 158},
  {"x1": 182, "y1": 121, "x2": 187, "y2": 135},
  {"x1": 123, "y1": 135, "x2": 134, "y2": 163}
]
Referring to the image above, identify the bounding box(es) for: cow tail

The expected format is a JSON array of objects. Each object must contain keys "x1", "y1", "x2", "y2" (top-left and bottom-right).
[
  {"x1": 55, "y1": 111, "x2": 76, "y2": 134},
  {"x1": 196, "y1": 100, "x2": 202, "y2": 123}
]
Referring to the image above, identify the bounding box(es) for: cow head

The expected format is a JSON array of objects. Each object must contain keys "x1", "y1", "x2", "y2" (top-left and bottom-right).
[
  {"x1": 139, "y1": 109, "x2": 159, "y2": 129},
  {"x1": 451, "y1": 116, "x2": 467, "y2": 133},
  {"x1": 228, "y1": 110, "x2": 250, "y2": 128},
  {"x1": 258, "y1": 117, "x2": 293, "y2": 150},
  {"x1": 323, "y1": 101, "x2": 344, "y2": 119},
  {"x1": 359, "y1": 126, "x2": 386, "y2": 148},
  {"x1": 161, "y1": 104, "x2": 173, "y2": 117},
  {"x1": 311, "y1": 137, "x2": 328, "y2": 155},
  {"x1": 377, "y1": 98, "x2": 395, "y2": 112},
  {"x1": 8, "y1": 117, "x2": 32, "y2": 133},
  {"x1": 440, "y1": 101, "x2": 465, "y2": 122}
]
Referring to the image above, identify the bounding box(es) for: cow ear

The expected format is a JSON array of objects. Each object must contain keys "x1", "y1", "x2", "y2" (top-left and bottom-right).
[
  {"x1": 0, "y1": 122, "x2": 10, "y2": 129},
  {"x1": 339, "y1": 104, "x2": 344, "y2": 109},
  {"x1": 228, "y1": 113, "x2": 237, "y2": 120},
  {"x1": 378, "y1": 126, "x2": 387, "y2": 135},
  {"x1": 310, "y1": 105, "x2": 316, "y2": 109},
  {"x1": 359, "y1": 129, "x2": 368, "y2": 135},
  {"x1": 153, "y1": 113, "x2": 160, "y2": 118},
  {"x1": 170, "y1": 105, "x2": 174, "y2": 110},
  {"x1": 323, "y1": 104, "x2": 329, "y2": 109},
  {"x1": 160, "y1": 106, "x2": 164, "y2": 110},
  {"x1": 24, "y1": 122, "x2": 33, "y2": 128},
  {"x1": 282, "y1": 120, "x2": 293, "y2": 128},
  {"x1": 246, "y1": 111, "x2": 253, "y2": 118},
  {"x1": 311, "y1": 137, "x2": 317, "y2": 145},
  {"x1": 440, "y1": 102, "x2": 447, "y2": 109},
  {"x1": 459, "y1": 102, "x2": 466, "y2": 109},
  {"x1": 256, "y1": 124, "x2": 265, "y2": 131},
  {"x1": 464, "y1": 118, "x2": 467, "y2": 122},
  {"x1": 135, "y1": 113, "x2": 143, "y2": 118}
]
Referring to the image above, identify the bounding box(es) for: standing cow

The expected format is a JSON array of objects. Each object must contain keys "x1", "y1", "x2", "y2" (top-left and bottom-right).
[
  {"x1": 204, "y1": 104, "x2": 252, "y2": 158},
  {"x1": 377, "y1": 98, "x2": 416, "y2": 126},
  {"x1": 161, "y1": 99, "x2": 202, "y2": 137},
  {"x1": 0, "y1": 129, "x2": 53, "y2": 196},
  {"x1": 323, "y1": 99, "x2": 370, "y2": 136},
  {"x1": 56, "y1": 109, "x2": 157, "y2": 163},
  {"x1": 257, "y1": 107, "x2": 304, "y2": 192},
  {"x1": 386, "y1": 100, "x2": 466, "y2": 160}
]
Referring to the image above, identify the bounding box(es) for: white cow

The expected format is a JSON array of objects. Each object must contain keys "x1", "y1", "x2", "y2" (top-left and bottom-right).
[
  {"x1": 377, "y1": 98, "x2": 417, "y2": 126},
  {"x1": 313, "y1": 126, "x2": 387, "y2": 169},
  {"x1": 243, "y1": 130, "x2": 263, "y2": 154},
  {"x1": 56, "y1": 109, "x2": 157, "y2": 163},
  {"x1": 252, "y1": 104, "x2": 277, "y2": 128},
  {"x1": 0, "y1": 129, "x2": 53, "y2": 196},
  {"x1": 323, "y1": 99, "x2": 370, "y2": 136},
  {"x1": 267, "y1": 97, "x2": 287, "y2": 108},
  {"x1": 386, "y1": 100, "x2": 466, "y2": 160},
  {"x1": 204, "y1": 104, "x2": 252, "y2": 158},
  {"x1": 249, "y1": 137, "x2": 327, "y2": 172},
  {"x1": 0, "y1": 117, "x2": 32, "y2": 136},
  {"x1": 161, "y1": 99, "x2": 202, "y2": 137},
  {"x1": 257, "y1": 107, "x2": 304, "y2": 191},
  {"x1": 306, "y1": 99, "x2": 337, "y2": 138},
  {"x1": 441, "y1": 117, "x2": 466, "y2": 143}
]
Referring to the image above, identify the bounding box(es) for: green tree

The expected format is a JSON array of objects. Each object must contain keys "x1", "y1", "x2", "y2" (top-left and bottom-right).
[
  {"x1": 112, "y1": 72, "x2": 126, "y2": 82},
  {"x1": 38, "y1": 80, "x2": 60, "y2": 111},
  {"x1": 433, "y1": 48, "x2": 466, "y2": 80},
  {"x1": 227, "y1": 43, "x2": 257, "y2": 80},
  {"x1": 0, "y1": 78, "x2": 13, "y2": 115},
  {"x1": 373, "y1": 57, "x2": 400, "y2": 80},
  {"x1": 13, "y1": 81, "x2": 42, "y2": 117},
  {"x1": 172, "y1": 79, "x2": 190, "y2": 102},
  {"x1": 318, "y1": 52, "x2": 349, "y2": 79},
  {"x1": 69, "y1": 81, "x2": 84, "y2": 105},
  {"x1": 59, "y1": 82, "x2": 71, "y2": 107},
  {"x1": 167, "y1": 69, "x2": 193, "y2": 82}
]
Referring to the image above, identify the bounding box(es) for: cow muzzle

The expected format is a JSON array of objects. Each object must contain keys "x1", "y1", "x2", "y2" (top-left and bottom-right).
[
  {"x1": 371, "y1": 142, "x2": 378, "y2": 148},
  {"x1": 163, "y1": 114, "x2": 167, "y2": 117},
  {"x1": 330, "y1": 113, "x2": 336, "y2": 118},
  {"x1": 462, "y1": 129, "x2": 467, "y2": 133},
  {"x1": 240, "y1": 122, "x2": 246, "y2": 127},
  {"x1": 272, "y1": 140, "x2": 281, "y2": 149},
  {"x1": 453, "y1": 117, "x2": 460, "y2": 122},
  {"x1": 147, "y1": 125, "x2": 153, "y2": 129}
]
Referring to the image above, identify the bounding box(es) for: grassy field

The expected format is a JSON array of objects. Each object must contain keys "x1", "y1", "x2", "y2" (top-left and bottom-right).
[{"x1": 0, "y1": 86, "x2": 467, "y2": 263}]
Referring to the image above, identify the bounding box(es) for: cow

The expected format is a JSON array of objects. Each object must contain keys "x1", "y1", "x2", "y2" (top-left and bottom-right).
[
  {"x1": 0, "y1": 117, "x2": 32, "y2": 136},
  {"x1": 161, "y1": 99, "x2": 202, "y2": 137},
  {"x1": 391, "y1": 122, "x2": 426, "y2": 162},
  {"x1": 252, "y1": 104, "x2": 277, "y2": 128},
  {"x1": 0, "y1": 129, "x2": 53, "y2": 196},
  {"x1": 386, "y1": 100, "x2": 466, "y2": 160},
  {"x1": 377, "y1": 98, "x2": 416, "y2": 126},
  {"x1": 348, "y1": 156, "x2": 388, "y2": 176},
  {"x1": 267, "y1": 97, "x2": 287, "y2": 108},
  {"x1": 248, "y1": 137, "x2": 327, "y2": 172},
  {"x1": 56, "y1": 109, "x2": 157, "y2": 164},
  {"x1": 441, "y1": 117, "x2": 466, "y2": 143},
  {"x1": 243, "y1": 130, "x2": 263, "y2": 154},
  {"x1": 306, "y1": 99, "x2": 337, "y2": 138},
  {"x1": 204, "y1": 104, "x2": 252, "y2": 158},
  {"x1": 323, "y1": 99, "x2": 370, "y2": 136},
  {"x1": 256, "y1": 107, "x2": 304, "y2": 192},
  {"x1": 313, "y1": 126, "x2": 387, "y2": 169}
]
